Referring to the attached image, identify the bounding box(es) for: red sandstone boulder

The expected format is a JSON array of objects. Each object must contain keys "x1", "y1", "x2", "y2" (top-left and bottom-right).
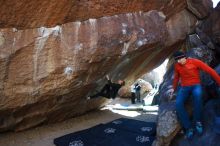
[{"x1": 0, "y1": 0, "x2": 206, "y2": 132}]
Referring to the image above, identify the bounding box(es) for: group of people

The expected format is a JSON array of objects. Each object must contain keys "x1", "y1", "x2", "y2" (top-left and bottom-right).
[{"x1": 87, "y1": 50, "x2": 220, "y2": 140}]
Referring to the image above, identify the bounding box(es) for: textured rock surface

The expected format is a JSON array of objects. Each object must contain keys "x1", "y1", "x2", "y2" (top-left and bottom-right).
[
  {"x1": 187, "y1": 0, "x2": 213, "y2": 19},
  {"x1": 199, "y1": 3, "x2": 220, "y2": 55},
  {"x1": 165, "y1": 9, "x2": 197, "y2": 46},
  {"x1": 0, "y1": 0, "x2": 186, "y2": 29},
  {"x1": 0, "y1": 0, "x2": 205, "y2": 132},
  {"x1": 152, "y1": 102, "x2": 181, "y2": 146}
]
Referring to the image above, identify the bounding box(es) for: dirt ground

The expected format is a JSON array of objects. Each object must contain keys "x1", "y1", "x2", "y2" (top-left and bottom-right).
[{"x1": 0, "y1": 98, "x2": 158, "y2": 146}]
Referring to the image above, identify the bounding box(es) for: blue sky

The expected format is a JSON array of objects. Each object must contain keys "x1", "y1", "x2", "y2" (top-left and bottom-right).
[{"x1": 213, "y1": 0, "x2": 220, "y2": 7}]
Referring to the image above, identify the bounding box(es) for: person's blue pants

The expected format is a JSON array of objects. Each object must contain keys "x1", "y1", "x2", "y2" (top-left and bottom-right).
[{"x1": 176, "y1": 84, "x2": 203, "y2": 130}]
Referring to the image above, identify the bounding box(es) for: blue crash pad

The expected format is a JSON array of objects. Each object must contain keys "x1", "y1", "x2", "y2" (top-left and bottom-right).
[{"x1": 54, "y1": 118, "x2": 156, "y2": 146}]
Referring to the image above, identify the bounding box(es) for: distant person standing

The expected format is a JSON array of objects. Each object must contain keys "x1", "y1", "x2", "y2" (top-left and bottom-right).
[
  {"x1": 130, "y1": 84, "x2": 136, "y2": 104},
  {"x1": 87, "y1": 75, "x2": 125, "y2": 100},
  {"x1": 134, "y1": 83, "x2": 141, "y2": 103},
  {"x1": 171, "y1": 51, "x2": 220, "y2": 140}
]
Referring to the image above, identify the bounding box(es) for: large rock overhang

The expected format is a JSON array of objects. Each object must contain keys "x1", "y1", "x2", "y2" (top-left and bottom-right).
[{"x1": 0, "y1": 0, "x2": 212, "y2": 132}]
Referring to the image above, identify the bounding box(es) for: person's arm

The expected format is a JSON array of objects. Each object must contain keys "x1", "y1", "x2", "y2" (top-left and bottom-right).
[
  {"x1": 173, "y1": 65, "x2": 180, "y2": 92},
  {"x1": 106, "y1": 75, "x2": 112, "y2": 84},
  {"x1": 193, "y1": 59, "x2": 220, "y2": 85}
]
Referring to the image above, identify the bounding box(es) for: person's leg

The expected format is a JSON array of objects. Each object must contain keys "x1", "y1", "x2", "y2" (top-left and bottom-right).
[
  {"x1": 192, "y1": 84, "x2": 203, "y2": 122},
  {"x1": 192, "y1": 84, "x2": 203, "y2": 135},
  {"x1": 89, "y1": 84, "x2": 111, "y2": 99},
  {"x1": 136, "y1": 91, "x2": 141, "y2": 102},
  {"x1": 176, "y1": 86, "x2": 192, "y2": 130},
  {"x1": 176, "y1": 86, "x2": 195, "y2": 139},
  {"x1": 89, "y1": 92, "x2": 102, "y2": 99}
]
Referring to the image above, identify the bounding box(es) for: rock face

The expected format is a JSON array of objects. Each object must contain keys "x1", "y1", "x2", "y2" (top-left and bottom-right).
[
  {"x1": 186, "y1": 0, "x2": 213, "y2": 19},
  {"x1": 198, "y1": 3, "x2": 220, "y2": 55},
  {"x1": 0, "y1": 0, "x2": 203, "y2": 132},
  {"x1": 0, "y1": 0, "x2": 186, "y2": 29},
  {"x1": 153, "y1": 102, "x2": 181, "y2": 146}
]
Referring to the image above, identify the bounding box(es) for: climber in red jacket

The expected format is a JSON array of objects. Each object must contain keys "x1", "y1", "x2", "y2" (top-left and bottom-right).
[{"x1": 172, "y1": 51, "x2": 220, "y2": 140}]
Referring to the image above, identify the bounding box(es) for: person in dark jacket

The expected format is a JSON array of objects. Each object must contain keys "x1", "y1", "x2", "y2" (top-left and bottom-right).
[
  {"x1": 134, "y1": 83, "x2": 141, "y2": 103},
  {"x1": 130, "y1": 84, "x2": 136, "y2": 104},
  {"x1": 87, "y1": 75, "x2": 125, "y2": 100},
  {"x1": 171, "y1": 51, "x2": 220, "y2": 140}
]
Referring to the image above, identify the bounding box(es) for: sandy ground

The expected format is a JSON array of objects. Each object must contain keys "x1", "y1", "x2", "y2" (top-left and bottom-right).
[{"x1": 0, "y1": 98, "x2": 158, "y2": 146}]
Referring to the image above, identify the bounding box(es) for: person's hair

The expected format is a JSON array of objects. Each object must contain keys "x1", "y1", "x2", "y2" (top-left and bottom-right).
[{"x1": 173, "y1": 51, "x2": 186, "y2": 61}]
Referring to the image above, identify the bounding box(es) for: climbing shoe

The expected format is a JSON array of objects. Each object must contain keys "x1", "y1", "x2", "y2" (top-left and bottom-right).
[
  {"x1": 185, "y1": 128, "x2": 194, "y2": 140},
  {"x1": 195, "y1": 122, "x2": 203, "y2": 136}
]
